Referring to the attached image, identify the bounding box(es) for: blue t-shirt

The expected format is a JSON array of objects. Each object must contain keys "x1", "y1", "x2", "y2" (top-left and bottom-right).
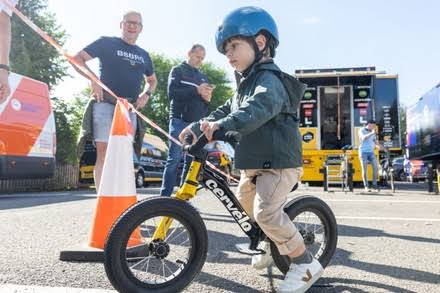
[
  {"x1": 358, "y1": 127, "x2": 376, "y2": 153},
  {"x1": 83, "y1": 36, "x2": 154, "y2": 100}
]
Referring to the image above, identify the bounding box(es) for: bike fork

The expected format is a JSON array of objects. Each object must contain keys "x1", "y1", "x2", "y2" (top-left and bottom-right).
[{"x1": 152, "y1": 160, "x2": 202, "y2": 240}]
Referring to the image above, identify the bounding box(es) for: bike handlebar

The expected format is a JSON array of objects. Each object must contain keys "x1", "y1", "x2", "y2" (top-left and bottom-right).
[{"x1": 183, "y1": 130, "x2": 241, "y2": 156}]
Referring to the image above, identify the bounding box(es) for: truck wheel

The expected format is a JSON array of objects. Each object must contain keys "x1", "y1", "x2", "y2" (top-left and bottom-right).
[{"x1": 135, "y1": 172, "x2": 145, "y2": 188}]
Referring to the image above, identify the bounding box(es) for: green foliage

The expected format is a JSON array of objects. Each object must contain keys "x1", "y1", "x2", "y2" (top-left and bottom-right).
[
  {"x1": 140, "y1": 54, "x2": 233, "y2": 136},
  {"x1": 10, "y1": 0, "x2": 68, "y2": 90},
  {"x1": 51, "y1": 97, "x2": 78, "y2": 165},
  {"x1": 200, "y1": 62, "x2": 234, "y2": 112}
]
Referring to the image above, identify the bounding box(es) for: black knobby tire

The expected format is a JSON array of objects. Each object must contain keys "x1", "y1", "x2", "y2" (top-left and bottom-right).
[
  {"x1": 398, "y1": 170, "x2": 406, "y2": 182},
  {"x1": 390, "y1": 171, "x2": 395, "y2": 193},
  {"x1": 348, "y1": 164, "x2": 354, "y2": 192},
  {"x1": 271, "y1": 196, "x2": 338, "y2": 274},
  {"x1": 135, "y1": 172, "x2": 144, "y2": 188},
  {"x1": 104, "y1": 197, "x2": 208, "y2": 293}
]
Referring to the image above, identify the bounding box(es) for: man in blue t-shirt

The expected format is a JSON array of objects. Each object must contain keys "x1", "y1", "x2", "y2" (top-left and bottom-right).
[
  {"x1": 73, "y1": 11, "x2": 157, "y2": 190},
  {"x1": 358, "y1": 120, "x2": 380, "y2": 192}
]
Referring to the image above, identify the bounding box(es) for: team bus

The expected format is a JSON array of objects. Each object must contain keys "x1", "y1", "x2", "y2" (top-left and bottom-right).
[
  {"x1": 406, "y1": 81, "x2": 440, "y2": 188},
  {"x1": 295, "y1": 67, "x2": 401, "y2": 184}
]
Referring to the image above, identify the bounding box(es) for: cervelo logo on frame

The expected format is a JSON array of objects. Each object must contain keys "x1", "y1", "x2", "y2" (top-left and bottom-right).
[{"x1": 205, "y1": 179, "x2": 252, "y2": 232}]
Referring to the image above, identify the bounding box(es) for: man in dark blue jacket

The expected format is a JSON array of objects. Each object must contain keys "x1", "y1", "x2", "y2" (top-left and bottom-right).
[{"x1": 160, "y1": 44, "x2": 213, "y2": 196}]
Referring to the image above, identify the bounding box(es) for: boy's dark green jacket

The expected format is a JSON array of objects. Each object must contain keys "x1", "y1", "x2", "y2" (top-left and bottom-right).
[
  {"x1": 77, "y1": 95, "x2": 146, "y2": 160},
  {"x1": 191, "y1": 60, "x2": 305, "y2": 170}
]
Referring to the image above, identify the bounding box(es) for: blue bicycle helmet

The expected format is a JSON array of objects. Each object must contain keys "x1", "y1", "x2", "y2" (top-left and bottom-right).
[{"x1": 215, "y1": 6, "x2": 279, "y2": 55}]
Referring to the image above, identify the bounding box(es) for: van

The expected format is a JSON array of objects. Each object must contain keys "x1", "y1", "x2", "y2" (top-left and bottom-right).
[
  {"x1": 135, "y1": 133, "x2": 168, "y2": 187},
  {"x1": 0, "y1": 73, "x2": 56, "y2": 179},
  {"x1": 78, "y1": 133, "x2": 168, "y2": 187}
]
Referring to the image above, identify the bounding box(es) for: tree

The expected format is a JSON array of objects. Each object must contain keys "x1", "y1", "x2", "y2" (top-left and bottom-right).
[
  {"x1": 10, "y1": 0, "x2": 68, "y2": 90},
  {"x1": 51, "y1": 97, "x2": 78, "y2": 165},
  {"x1": 141, "y1": 54, "x2": 233, "y2": 136}
]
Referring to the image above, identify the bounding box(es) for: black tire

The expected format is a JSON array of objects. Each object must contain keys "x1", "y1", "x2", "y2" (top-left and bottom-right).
[
  {"x1": 135, "y1": 171, "x2": 145, "y2": 188},
  {"x1": 347, "y1": 164, "x2": 354, "y2": 192},
  {"x1": 104, "y1": 197, "x2": 208, "y2": 293},
  {"x1": 271, "y1": 196, "x2": 338, "y2": 274},
  {"x1": 397, "y1": 170, "x2": 406, "y2": 182},
  {"x1": 389, "y1": 171, "x2": 395, "y2": 193}
]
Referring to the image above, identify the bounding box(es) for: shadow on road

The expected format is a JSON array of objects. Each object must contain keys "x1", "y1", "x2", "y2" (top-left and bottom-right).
[
  {"x1": 0, "y1": 190, "x2": 96, "y2": 210},
  {"x1": 199, "y1": 218, "x2": 440, "y2": 292},
  {"x1": 339, "y1": 223, "x2": 440, "y2": 245}
]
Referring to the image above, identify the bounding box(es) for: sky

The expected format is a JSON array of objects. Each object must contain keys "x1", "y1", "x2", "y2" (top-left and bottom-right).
[{"x1": 43, "y1": 0, "x2": 440, "y2": 107}]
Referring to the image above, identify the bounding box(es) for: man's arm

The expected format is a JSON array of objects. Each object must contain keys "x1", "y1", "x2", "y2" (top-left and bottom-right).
[
  {"x1": 71, "y1": 50, "x2": 104, "y2": 101},
  {"x1": 0, "y1": 11, "x2": 11, "y2": 65},
  {"x1": 136, "y1": 73, "x2": 157, "y2": 109},
  {"x1": 359, "y1": 129, "x2": 375, "y2": 142},
  {"x1": 0, "y1": 11, "x2": 12, "y2": 103}
]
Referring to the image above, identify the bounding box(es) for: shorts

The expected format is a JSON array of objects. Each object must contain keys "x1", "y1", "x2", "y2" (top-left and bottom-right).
[{"x1": 93, "y1": 102, "x2": 137, "y2": 143}]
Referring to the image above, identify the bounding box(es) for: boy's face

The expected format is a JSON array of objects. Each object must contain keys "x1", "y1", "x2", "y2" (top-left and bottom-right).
[{"x1": 224, "y1": 38, "x2": 255, "y2": 73}]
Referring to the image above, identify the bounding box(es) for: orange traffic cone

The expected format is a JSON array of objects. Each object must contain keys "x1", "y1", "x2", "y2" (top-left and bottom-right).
[
  {"x1": 60, "y1": 99, "x2": 141, "y2": 261},
  {"x1": 88, "y1": 99, "x2": 141, "y2": 249}
]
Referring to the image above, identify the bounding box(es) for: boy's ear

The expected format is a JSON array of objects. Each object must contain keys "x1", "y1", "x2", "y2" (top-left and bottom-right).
[{"x1": 254, "y1": 34, "x2": 267, "y2": 52}]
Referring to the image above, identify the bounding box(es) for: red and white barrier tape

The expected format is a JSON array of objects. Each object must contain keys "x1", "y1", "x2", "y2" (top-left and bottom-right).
[{"x1": 4, "y1": 0, "x2": 239, "y2": 183}]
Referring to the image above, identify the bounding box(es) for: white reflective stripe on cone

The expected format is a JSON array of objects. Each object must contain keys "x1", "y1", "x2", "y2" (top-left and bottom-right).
[{"x1": 98, "y1": 135, "x2": 136, "y2": 197}]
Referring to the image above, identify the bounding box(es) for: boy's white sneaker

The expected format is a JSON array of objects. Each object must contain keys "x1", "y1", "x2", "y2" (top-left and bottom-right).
[
  {"x1": 277, "y1": 258, "x2": 324, "y2": 293},
  {"x1": 251, "y1": 241, "x2": 273, "y2": 270}
]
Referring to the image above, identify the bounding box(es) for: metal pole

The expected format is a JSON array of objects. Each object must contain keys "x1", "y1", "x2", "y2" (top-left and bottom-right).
[
  {"x1": 337, "y1": 76, "x2": 341, "y2": 140},
  {"x1": 428, "y1": 162, "x2": 434, "y2": 193}
]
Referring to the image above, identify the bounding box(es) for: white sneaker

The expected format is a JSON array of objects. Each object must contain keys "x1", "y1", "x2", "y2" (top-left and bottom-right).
[
  {"x1": 251, "y1": 241, "x2": 273, "y2": 270},
  {"x1": 277, "y1": 258, "x2": 324, "y2": 293}
]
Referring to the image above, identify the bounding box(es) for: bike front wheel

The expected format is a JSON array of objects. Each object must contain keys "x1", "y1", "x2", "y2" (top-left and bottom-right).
[
  {"x1": 104, "y1": 197, "x2": 208, "y2": 293},
  {"x1": 271, "y1": 195, "x2": 338, "y2": 274}
]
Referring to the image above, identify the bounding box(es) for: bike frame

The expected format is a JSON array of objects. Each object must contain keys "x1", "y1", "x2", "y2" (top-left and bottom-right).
[{"x1": 152, "y1": 156, "x2": 263, "y2": 246}]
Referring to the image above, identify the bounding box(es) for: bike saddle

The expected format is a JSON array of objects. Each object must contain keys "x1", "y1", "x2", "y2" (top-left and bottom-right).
[{"x1": 341, "y1": 145, "x2": 353, "y2": 151}]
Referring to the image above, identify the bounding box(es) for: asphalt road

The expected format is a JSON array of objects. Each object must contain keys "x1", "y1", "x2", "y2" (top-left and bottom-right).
[{"x1": 0, "y1": 182, "x2": 439, "y2": 292}]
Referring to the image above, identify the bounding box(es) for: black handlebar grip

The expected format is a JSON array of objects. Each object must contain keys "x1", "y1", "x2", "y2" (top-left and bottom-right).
[
  {"x1": 187, "y1": 134, "x2": 208, "y2": 154},
  {"x1": 212, "y1": 130, "x2": 242, "y2": 144}
]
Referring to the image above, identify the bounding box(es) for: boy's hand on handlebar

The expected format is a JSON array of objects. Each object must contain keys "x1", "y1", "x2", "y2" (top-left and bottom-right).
[
  {"x1": 200, "y1": 121, "x2": 220, "y2": 141},
  {"x1": 179, "y1": 126, "x2": 197, "y2": 144}
]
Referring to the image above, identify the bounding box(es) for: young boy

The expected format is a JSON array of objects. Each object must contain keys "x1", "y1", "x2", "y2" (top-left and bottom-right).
[{"x1": 180, "y1": 6, "x2": 323, "y2": 293}]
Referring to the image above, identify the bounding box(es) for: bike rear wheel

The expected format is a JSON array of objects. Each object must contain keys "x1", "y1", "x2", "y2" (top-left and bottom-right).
[
  {"x1": 271, "y1": 195, "x2": 338, "y2": 274},
  {"x1": 104, "y1": 197, "x2": 208, "y2": 293}
]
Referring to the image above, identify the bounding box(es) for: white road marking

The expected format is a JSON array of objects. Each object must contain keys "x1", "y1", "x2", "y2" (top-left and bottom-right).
[
  {"x1": 325, "y1": 199, "x2": 440, "y2": 204},
  {"x1": 0, "y1": 284, "x2": 115, "y2": 293},
  {"x1": 336, "y1": 216, "x2": 440, "y2": 222}
]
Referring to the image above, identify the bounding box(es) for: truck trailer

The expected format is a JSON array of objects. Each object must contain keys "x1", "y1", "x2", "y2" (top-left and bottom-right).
[{"x1": 295, "y1": 67, "x2": 400, "y2": 185}]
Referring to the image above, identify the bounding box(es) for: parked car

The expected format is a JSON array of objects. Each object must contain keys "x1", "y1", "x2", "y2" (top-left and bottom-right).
[
  {"x1": 135, "y1": 133, "x2": 168, "y2": 187},
  {"x1": 176, "y1": 141, "x2": 239, "y2": 185},
  {"x1": 379, "y1": 156, "x2": 407, "y2": 183},
  {"x1": 79, "y1": 133, "x2": 168, "y2": 188},
  {"x1": 206, "y1": 141, "x2": 238, "y2": 183},
  {"x1": 409, "y1": 160, "x2": 429, "y2": 183}
]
